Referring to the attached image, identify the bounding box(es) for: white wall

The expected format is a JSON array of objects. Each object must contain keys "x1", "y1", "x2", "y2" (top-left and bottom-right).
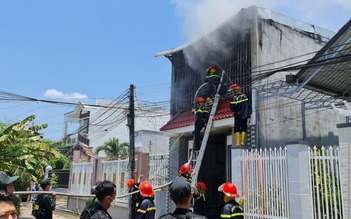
[
  {"x1": 252, "y1": 20, "x2": 344, "y2": 147},
  {"x1": 135, "y1": 130, "x2": 169, "y2": 155},
  {"x1": 83, "y1": 99, "x2": 170, "y2": 156}
]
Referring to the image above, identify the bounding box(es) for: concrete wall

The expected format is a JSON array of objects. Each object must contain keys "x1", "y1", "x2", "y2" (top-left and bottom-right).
[
  {"x1": 336, "y1": 123, "x2": 351, "y2": 218},
  {"x1": 135, "y1": 130, "x2": 169, "y2": 155},
  {"x1": 252, "y1": 19, "x2": 344, "y2": 147}
]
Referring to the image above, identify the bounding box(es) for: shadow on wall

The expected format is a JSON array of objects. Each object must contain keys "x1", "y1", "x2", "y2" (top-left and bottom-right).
[
  {"x1": 306, "y1": 132, "x2": 339, "y2": 146},
  {"x1": 261, "y1": 131, "x2": 339, "y2": 148}
]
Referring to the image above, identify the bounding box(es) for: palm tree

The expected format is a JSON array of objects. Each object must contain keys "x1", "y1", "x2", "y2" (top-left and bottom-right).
[{"x1": 95, "y1": 137, "x2": 129, "y2": 160}]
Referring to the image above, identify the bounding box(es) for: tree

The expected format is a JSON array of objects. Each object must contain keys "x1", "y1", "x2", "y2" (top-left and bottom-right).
[
  {"x1": 95, "y1": 137, "x2": 129, "y2": 160},
  {"x1": 0, "y1": 115, "x2": 62, "y2": 182}
]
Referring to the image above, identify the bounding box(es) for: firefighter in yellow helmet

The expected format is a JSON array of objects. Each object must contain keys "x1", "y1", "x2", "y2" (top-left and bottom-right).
[
  {"x1": 228, "y1": 84, "x2": 252, "y2": 146},
  {"x1": 192, "y1": 97, "x2": 209, "y2": 150},
  {"x1": 218, "y1": 182, "x2": 243, "y2": 219}
]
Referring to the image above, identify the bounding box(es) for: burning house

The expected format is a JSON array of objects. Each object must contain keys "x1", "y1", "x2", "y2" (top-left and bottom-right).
[{"x1": 156, "y1": 5, "x2": 344, "y2": 218}]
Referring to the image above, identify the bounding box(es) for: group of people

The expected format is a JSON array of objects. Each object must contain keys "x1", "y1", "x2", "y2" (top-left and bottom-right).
[
  {"x1": 0, "y1": 171, "x2": 56, "y2": 219},
  {"x1": 193, "y1": 65, "x2": 252, "y2": 149},
  {"x1": 124, "y1": 163, "x2": 243, "y2": 219}
]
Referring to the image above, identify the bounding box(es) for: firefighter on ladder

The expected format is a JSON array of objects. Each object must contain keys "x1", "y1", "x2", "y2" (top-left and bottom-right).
[
  {"x1": 229, "y1": 84, "x2": 252, "y2": 146},
  {"x1": 192, "y1": 97, "x2": 209, "y2": 150},
  {"x1": 179, "y1": 163, "x2": 195, "y2": 183},
  {"x1": 205, "y1": 65, "x2": 221, "y2": 89}
]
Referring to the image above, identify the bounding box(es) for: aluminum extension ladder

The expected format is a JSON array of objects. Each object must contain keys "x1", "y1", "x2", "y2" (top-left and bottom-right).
[{"x1": 190, "y1": 69, "x2": 226, "y2": 186}]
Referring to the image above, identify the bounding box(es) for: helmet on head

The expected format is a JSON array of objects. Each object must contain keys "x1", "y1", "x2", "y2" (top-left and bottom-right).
[
  {"x1": 229, "y1": 84, "x2": 241, "y2": 91},
  {"x1": 179, "y1": 163, "x2": 191, "y2": 174},
  {"x1": 91, "y1": 185, "x2": 97, "y2": 194},
  {"x1": 127, "y1": 179, "x2": 136, "y2": 189},
  {"x1": 196, "y1": 97, "x2": 205, "y2": 103},
  {"x1": 207, "y1": 65, "x2": 217, "y2": 74},
  {"x1": 197, "y1": 182, "x2": 207, "y2": 190},
  {"x1": 220, "y1": 182, "x2": 239, "y2": 198},
  {"x1": 139, "y1": 181, "x2": 154, "y2": 197}
]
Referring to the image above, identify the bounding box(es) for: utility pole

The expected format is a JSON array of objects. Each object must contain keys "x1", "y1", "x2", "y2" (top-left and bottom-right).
[{"x1": 127, "y1": 84, "x2": 135, "y2": 179}]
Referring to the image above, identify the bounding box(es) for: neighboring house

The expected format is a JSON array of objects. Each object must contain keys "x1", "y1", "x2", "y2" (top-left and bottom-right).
[
  {"x1": 135, "y1": 130, "x2": 169, "y2": 155},
  {"x1": 156, "y1": 5, "x2": 345, "y2": 207},
  {"x1": 66, "y1": 143, "x2": 96, "y2": 163},
  {"x1": 63, "y1": 99, "x2": 170, "y2": 160}
]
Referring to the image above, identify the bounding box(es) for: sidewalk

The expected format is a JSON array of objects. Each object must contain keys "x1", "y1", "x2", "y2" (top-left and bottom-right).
[{"x1": 20, "y1": 200, "x2": 79, "y2": 219}]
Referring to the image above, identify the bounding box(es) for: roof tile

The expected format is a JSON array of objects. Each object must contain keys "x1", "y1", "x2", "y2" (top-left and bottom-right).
[{"x1": 160, "y1": 98, "x2": 233, "y2": 131}]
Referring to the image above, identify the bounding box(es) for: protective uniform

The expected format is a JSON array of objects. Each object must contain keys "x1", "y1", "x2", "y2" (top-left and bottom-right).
[
  {"x1": 194, "y1": 182, "x2": 207, "y2": 216},
  {"x1": 220, "y1": 200, "x2": 244, "y2": 219},
  {"x1": 193, "y1": 97, "x2": 209, "y2": 150},
  {"x1": 136, "y1": 182, "x2": 156, "y2": 219},
  {"x1": 159, "y1": 177, "x2": 207, "y2": 219},
  {"x1": 179, "y1": 163, "x2": 193, "y2": 183},
  {"x1": 204, "y1": 65, "x2": 230, "y2": 97},
  {"x1": 205, "y1": 66, "x2": 221, "y2": 89},
  {"x1": 219, "y1": 182, "x2": 243, "y2": 219},
  {"x1": 229, "y1": 84, "x2": 252, "y2": 146},
  {"x1": 128, "y1": 179, "x2": 142, "y2": 219}
]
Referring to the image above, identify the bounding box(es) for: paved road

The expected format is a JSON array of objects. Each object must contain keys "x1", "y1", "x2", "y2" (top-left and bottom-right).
[{"x1": 20, "y1": 201, "x2": 79, "y2": 219}]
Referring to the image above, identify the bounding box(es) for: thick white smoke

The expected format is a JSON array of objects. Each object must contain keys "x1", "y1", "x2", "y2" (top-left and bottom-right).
[
  {"x1": 171, "y1": 0, "x2": 351, "y2": 70},
  {"x1": 172, "y1": 0, "x2": 351, "y2": 42}
]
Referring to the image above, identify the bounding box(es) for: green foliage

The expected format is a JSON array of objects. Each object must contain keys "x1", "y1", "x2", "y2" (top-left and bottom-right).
[
  {"x1": 95, "y1": 137, "x2": 129, "y2": 160},
  {"x1": 0, "y1": 115, "x2": 62, "y2": 184},
  {"x1": 50, "y1": 173, "x2": 59, "y2": 188},
  {"x1": 310, "y1": 147, "x2": 343, "y2": 218}
]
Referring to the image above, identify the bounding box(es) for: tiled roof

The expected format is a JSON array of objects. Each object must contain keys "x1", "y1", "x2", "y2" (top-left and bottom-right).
[
  {"x1": 66, "y1": 142, "x2": 96, "y2": 158},
  {"x1": 80, "y1": 144, "x2": 96, "y2": 158},
  {"x1": 160, "y1": 98, "x2": 233, "y2": 131}
]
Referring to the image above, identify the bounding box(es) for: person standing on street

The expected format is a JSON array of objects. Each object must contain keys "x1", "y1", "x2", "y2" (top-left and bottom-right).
[
  {"x1": 0, "y1": 171, "x2": 19, "y2": 219},
  {"x1": 34, "y1": 178, "x2": 56, "y2": 219},
  {"x1": 218, "y1": 182, "x2": 243, "y2": 219},
  {"x1": 193, "y1": 182, "x2": 207, "y2": 216},
  {"x1": 90, "y1": 180, "x2": 116, "y2": 219},
  {"x1": 158, "y1": 177, "x2": 206, "y2": 219},
  {"x1": 136, "y1": 181, "x2": 156, "y2": 219},
  {"x1": 128, "y1": 174, "x2": 143, "y2": 219}
]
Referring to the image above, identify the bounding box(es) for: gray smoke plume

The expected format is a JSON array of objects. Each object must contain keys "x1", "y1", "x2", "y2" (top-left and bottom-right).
[{"x1": 171, "y1": 0, "x2": 351, "y2": 70}]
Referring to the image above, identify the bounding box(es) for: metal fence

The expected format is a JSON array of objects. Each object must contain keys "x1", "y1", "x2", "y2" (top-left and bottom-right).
[
  {"x1": 240, "y1": 146, "x2": 343, "y2": 219},
  {"x1": 102, "y1": 159, "x2": 130, "y2": 203},
  {"x1": 309, "y1": 146, "x2": 344, "y2": 219},
  {"x1": 149, "y1": 154, "x2": 169, "y2": 187},
  {"x1": 241, "y1": 147, "x2": 289, "y2": 219},
  {"x1": 68, "y1": 154, "x2": 169, "y2": 202},
  {"x1": 69, "y1": 162, "x2": 93, "y2": 195}
]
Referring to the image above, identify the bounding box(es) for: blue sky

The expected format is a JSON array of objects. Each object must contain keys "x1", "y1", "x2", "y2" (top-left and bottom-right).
[{"x1": 0, "y1": 0, "x2": 350, "y2": 141}]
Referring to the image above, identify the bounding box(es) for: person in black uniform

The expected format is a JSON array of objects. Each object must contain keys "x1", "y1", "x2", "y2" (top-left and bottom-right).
[
  {"x1": 158, "y1": 177, "x2": 207, "y2": 219},
  {"x1": 193, "y1": 182, "x2": 207, "y2": 216},
  {"x1": 218, "y1": 182, "x2": 243, "y2": 219},
  {"x1": 90, "y1": 180, "x2": 116, "y2": 219},
  {"x1": 229, "y1": 84, "x2": 252, "y2": 146},
  {"x1": 192, "y1": 97, "x2": 209, "y2": 150},
  {"x1": 128, "y1": 175, "x2": 143, "y2": 219},
  {"x1": 136, "y1": 181, "x2": 156, "y2": 219},
  {"x1": 34, "y1": 179, "x2": 56, "y2": 219}
]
